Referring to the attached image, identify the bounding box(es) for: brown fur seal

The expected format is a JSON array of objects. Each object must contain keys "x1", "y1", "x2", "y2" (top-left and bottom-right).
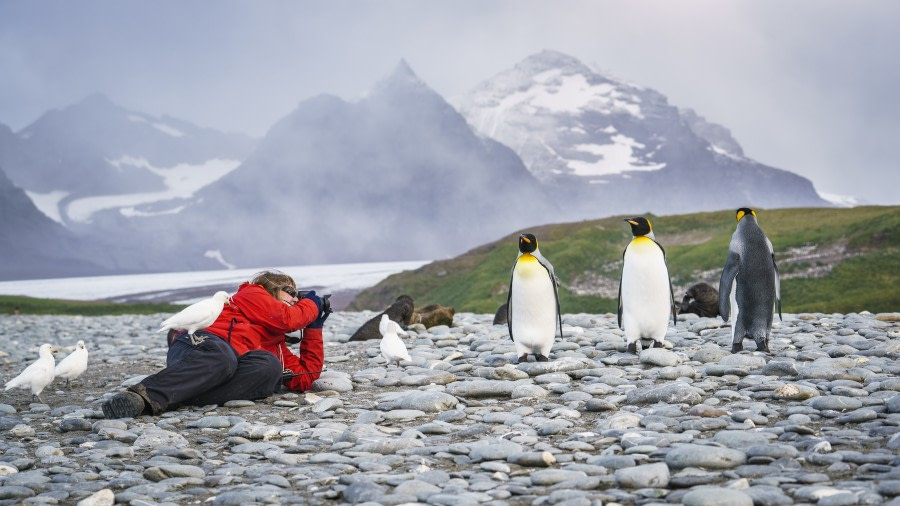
[
  {"x1": 412, "y1": 304, "x2": 455, "y2": 328},
  {"x1": 679, "y1": 282, "x2": 719, "y2": 318},
  {"x1": 349, "y1": 295, "x2": 415, "y2": 341}
]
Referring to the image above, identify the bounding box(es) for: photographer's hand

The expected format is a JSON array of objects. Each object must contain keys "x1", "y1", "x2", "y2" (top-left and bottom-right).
[{"x1": 300, "y1": 290, "x2": 323, "y2": 313}]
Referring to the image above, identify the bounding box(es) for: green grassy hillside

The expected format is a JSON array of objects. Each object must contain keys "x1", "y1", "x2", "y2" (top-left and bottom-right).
[{"x1": 348, "y1": 206, "x2": 900, "y2": 314}]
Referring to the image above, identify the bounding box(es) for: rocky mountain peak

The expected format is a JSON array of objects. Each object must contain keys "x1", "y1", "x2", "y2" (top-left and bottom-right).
[{"x1": 370, "y1": 58, "x2": 432, "y2": 98}]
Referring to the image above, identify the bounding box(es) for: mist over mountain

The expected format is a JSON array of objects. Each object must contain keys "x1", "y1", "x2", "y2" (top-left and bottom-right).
[
  {"x1": 174, "y1": 61, "x2": 553, "y2": 267},
  {"x1": 454, "y1": 50, "x2": 827, "y2": 220},
  {"x1": 0, "y1": 164, "x2": 109, "y2": 280},
  {"x1": 0, "y1": 51, "x2": 832, "y2": 280}
]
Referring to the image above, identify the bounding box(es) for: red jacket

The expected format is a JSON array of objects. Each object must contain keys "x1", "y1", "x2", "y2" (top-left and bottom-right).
[{"x1": 204, "y1": 283, "x2": 324, "y2": 391}]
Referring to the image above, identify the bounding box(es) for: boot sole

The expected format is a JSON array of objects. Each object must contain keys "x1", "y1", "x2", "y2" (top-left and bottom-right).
[{"x1": 102, "y1": 393, "x2": 145, "y2": 419}]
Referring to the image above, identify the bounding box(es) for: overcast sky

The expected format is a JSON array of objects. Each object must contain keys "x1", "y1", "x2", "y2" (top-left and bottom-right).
[{"x1": 1, "y1": 0, "x2": 898, "y2": 205}]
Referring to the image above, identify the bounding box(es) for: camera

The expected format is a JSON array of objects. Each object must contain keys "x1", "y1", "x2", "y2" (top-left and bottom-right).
[{"x1": 298, "y1": 290, "x2": 332, "y2": 317}]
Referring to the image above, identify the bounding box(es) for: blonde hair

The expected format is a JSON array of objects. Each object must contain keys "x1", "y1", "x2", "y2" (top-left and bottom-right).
[{"x1": 250, "y1": 270, "x2": 296, "y2": 298}]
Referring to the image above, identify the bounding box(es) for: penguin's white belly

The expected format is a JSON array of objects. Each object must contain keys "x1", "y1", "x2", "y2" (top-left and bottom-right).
[
  {"x1": 511, "y1": 260, "x2": 556, "y2": 354},
  {"x1": 729, "y1": 280, "x2": 738, "y2": 340},
  {"x1": 621, "y1": 240, "x2": 670, "y2": 340}
]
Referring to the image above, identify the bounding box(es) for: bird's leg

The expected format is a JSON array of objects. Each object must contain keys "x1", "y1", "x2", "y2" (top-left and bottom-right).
[
  {"x1": 66, "y1": 379, "x2": 70, "y2": 387},
  {"x1": 515, "y1": 354, "x2": 528, "y2": 364}
]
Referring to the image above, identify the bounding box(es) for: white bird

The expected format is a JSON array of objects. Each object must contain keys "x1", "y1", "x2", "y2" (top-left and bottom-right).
[
  {"x1": 379, "y1": 316, "x2": 411, "y2": 366},
  {"x1": 4, "y1": 343, "x2": 56, "y2": 403},
  {"x1": 54, "y1": 340, "x2": 88, "y2": 386},
  {"x1": 378, "y1": 314, "x2": 406, "y2": 337},
  {"x1": 158, "y1": 291, "x2": 231, "y2": 336}
]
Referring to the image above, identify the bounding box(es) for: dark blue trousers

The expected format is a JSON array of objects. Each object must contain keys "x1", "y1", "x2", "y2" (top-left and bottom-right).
[{"x1": 134, "y1": 332, "x2": 283, "y2": 414}]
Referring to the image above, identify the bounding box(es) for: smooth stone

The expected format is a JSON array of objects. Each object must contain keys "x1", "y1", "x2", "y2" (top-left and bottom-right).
[
  {"x1": 445, "y1": 380, "x2": 519, "y2": 398},
  {"x1": 530, "y1": 469, "x2": 588, "y2": 486},
  {"x1": 59, "y1": 418, "x2": 94, "y2": 432},
  {"x1": 342, "y1": 480, "x2": 386, "y2": 503},
  {"x1": 598, "y1": 412, "x2": 642, "y2": 430},
  {"x1": 312, "y1": 397, "x2": 344, "y2": 413},
  {"x1": 743, "y1": 485, "x2": 794, "y2": 506},
  {"x1": 132, "y1": 428, "x2": 188, "y2": 448},
  {"x1": 809, "y1": 396, "x2": 864, "y2": 411},
  {"x1": 682, "y1": 487, "x2": 754, "y2": 506},
  {"x1": 312, "y1": 376, "x2": 354, "y2": 393},
  {"x1": 393, "y1": 480, "x2": 441, "y2": 501},
  {"x1": 76, "y1": 488, "x2": 115, "y2": 506},
  {"x1": 355, "y1": 438, "x2": 424, "y2": 454},
  {"x1": 143, "y1": 464, "x2": 205, "y2": 481},
  {"x1": 712, "y1": 431, "x2": 773, "y2": 449},
  {"x1": 626, "y1": 382, "x2": 703, "y2": 405},
  {"x1": 666, "y1": 444, "x2": 748, "y2": 469},
  {"x1": 692, "y1": 346, "x2": 731, "y2": 363},
  {"x1": 507, "y1": 451, "x2": 556, "y2": 467},
  {"x1": 614, "y1": 462, "x2": 670, "y2": 488},
  {"x1": 188, "y1": 416, "x2": 235, "y2": 429},
  {"x1": 762, "y1": 360, "x2": 799, "y2": 376},
  {"x1": 510, "y1": 384, "x2": 549, "y2": 399},
  {"x1": 469, "y1": 440, "x2": 523, "y2": 462},
  {"x1": 640, "y1": 348, "x2": 681, "y2": 367},
  {"x1": 586, "y1": 455, "x2": 636, "y2": 470},
  {"x1": 774, "y1": 383, "x2": 820, "y2": 400},
  {"x1": 719, "y1": 354, "x2": 766, "y2": 369}
]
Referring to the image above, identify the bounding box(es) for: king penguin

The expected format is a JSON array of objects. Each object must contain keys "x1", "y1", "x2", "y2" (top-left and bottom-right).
[
  {"x1": 618, "y1": 217, "x2": 677, "y2": 353},
  {"x1": 719, "y1": 208, "x2": 782, "y2": 353},
  {"x1": 507, "y1": 233, "x2": 563, "y2": 363}
]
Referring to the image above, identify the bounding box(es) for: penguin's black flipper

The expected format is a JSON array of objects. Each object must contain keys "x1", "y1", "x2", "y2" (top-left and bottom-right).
[
  {"x1": 617, "y1": 245, "x2": 626, "y2": 330},
  {"x1": 552, "y1": 274, "x2": 563, "y2": 339},
  {"x1": 652, "y1": 238, "x2": 678, "y2": 326},
  {"x1": 669, "y1": 279, "x2": 677, "y2": 326},
  {"x1": 535, "y1": 251, "x2": 564, "y2": 339},
  {"x1": 719, "y1": 251, "x2": 740, "y2": 321},
  {"x1": 506, "y1": 260, "x2": 515, "y2": 342},
  {"x1": 616, "y1": 275, "x2": 624, "y2": 330},
  {"x1": 772, "y1": 252, "x2": 782, "y2": 321}
]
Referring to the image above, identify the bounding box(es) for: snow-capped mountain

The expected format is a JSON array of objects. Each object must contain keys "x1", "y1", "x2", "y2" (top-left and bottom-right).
[
  {"x1": 157, "y1": 60, "x2": 553, "y2": 267},
  {"x1": 0, "y1": 94, "x2": 257, "y2": 228},
  {"x1": 454, "y1": 50, "x2": 828, "y2": 219}
]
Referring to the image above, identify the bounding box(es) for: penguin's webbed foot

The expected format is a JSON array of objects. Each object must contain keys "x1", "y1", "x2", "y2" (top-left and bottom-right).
[
  {"x1": 535, "y1": 354, "x2": 549, "y2": 362},
  {"x1": 755, "y1": 338, "x2": 770, "y2": 353},
  {"x1": 626, "y1": 342, "x2": 638, "y2": 354},
  {"x1": 515, "y1": 354, "x2": 529, "y2": 364},
  {"x1": 651, "y1": 339, "x2": 673, "y2": 349},
  {"x1": 731, "y1": 342, "x2": 743, "y2": 354}
]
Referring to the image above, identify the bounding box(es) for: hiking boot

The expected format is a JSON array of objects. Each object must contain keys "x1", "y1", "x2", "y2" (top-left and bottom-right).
[{"x1": 102, "y1": 391, "x2": 146, "y2": 419}]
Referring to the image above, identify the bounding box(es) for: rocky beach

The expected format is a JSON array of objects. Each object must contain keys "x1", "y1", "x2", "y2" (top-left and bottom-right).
[{"x1": 1, "y1": 310, "x2": 899, "y2": 505}]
